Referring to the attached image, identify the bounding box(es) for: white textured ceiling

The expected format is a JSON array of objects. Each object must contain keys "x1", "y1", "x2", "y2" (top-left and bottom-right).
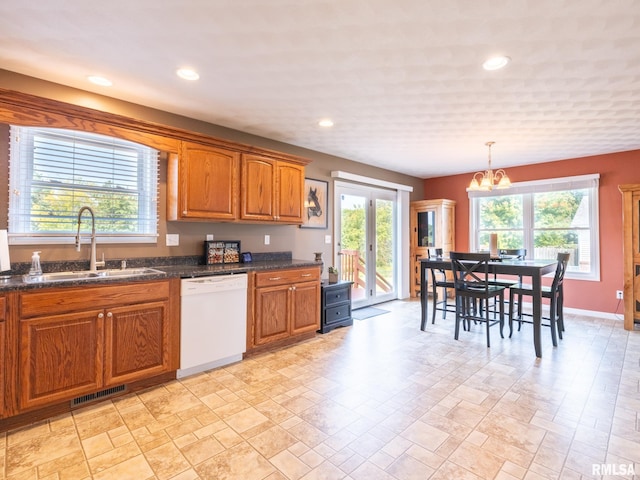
[{"x1": 0, "y1": 0, "x2": 639, "y2": 178}]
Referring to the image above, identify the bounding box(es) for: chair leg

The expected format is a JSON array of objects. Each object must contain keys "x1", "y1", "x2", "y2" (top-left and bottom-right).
[
  {"x1": 557, "y1": 291, "x2": 565, "y2": 336},
  {"x1": 431, "y1": 283, "x2": 437, "y2": 324},
  {"x1": 484, "y1": 306, "x2": 491, "y2": 348},
  {"x1": 508, "y1": 290, "x2": 514, "y2": 338},
  {"x1": 549, "y1": 296, "x2": 558, "y2": 347},
  {"x1": 499, "y1": 293, "x2": 504, "y2": 339},
  {"x1": 442, "y1": 287, "x2": 448, "y2": 319},
  {"x1": 454, "y1": 296, "x2": 461, "y2": 340}
]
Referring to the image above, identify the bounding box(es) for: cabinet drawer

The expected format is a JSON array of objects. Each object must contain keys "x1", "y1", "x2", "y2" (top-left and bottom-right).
[
  {"x1": 255, "y1": 267, "x2": 320, "y2": 287},
  {"x1": 19, "y1": 281, "x2": 170, "y2": 318},
  {"x1": 325, "y1": 304, "x2": 352, "y2": 326},
  {"x1": 323, "y1": 285, "x2": 351, "y2": 307}
]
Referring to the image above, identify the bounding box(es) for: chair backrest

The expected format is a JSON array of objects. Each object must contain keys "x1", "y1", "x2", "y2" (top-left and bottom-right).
[
  {"x1": 499, "y1": 248, "x2": 526, "y2": 260},
  {"x1": 450, "y1": 252, "x2": 491, "y2": 292},
  {"x1": 551, "y1": 252, "x2": 571, "y2": 291},
  {"x1": 428, "y1": 247, "x2": 443, "y2": 259}
]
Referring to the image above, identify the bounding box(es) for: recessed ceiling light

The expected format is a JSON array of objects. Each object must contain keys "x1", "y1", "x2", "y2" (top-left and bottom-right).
[
  {"x1": 482, "y1": 55, "x2": 511, "y2": 71},
  {"x1": 176, "y1": 68, "x2": 200, "y2": 81},
  {"x1": 87, "y1": 75, "x2": 112, "y2": 87},
  {"x1": 318, "y1": 119, "x2": 334, "y2": 127}
]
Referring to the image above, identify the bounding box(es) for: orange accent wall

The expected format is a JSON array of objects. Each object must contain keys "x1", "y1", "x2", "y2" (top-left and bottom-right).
[{"x1": 423, "y1": 149, "x2": 640, "y2": 315}]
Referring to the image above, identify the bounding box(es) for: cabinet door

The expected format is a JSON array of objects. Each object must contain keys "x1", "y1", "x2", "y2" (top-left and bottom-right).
[
  {"x1": 104, "y1": 300, "x2": 170, "y2": 385},
  {"x1": 290, "y1": 281, "x2": 320, "y2": 335},
  {"x1": 177, "y1": 142, "x2": 239, "y2": 220},
  {"x1": 19, "y1": 310, "x2": 104, "y2": 410},
  {"x1": 0, "y1": 296, "x2": 5, "y2": 417},
  {"x1": 276, "y1": 162, "x2": 304, "y2": 223},
  {"x1": 254, "y1": 285, "x2": 290, "y2": 345},
  {"x1": 241, "y1": 154, "x2": 276, "y2": 221}
]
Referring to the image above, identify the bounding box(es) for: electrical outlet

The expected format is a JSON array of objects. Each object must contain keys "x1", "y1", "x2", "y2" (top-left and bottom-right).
[
  {"x1": 165, "y1": 233, "x2": 179, "y2": 246},
  {"x1": 616, "y1": 290, "x2": 623, "y2": 300},
  {"x1": 264, "y1": 234, "x2": 270, "y2": 245},
  {"x1": 206, "y1": 234, "x2": 214, "y2": 241}
]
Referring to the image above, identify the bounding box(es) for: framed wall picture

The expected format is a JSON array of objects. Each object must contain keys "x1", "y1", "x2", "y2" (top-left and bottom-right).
[{"x1": 301, "y1": 178, "x2": 328, "y2": 229}]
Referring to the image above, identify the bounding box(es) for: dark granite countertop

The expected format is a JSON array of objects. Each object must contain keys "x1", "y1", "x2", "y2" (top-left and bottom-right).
[{"x1": 0, "y1": 253, "x2": 322, "y2": 292}]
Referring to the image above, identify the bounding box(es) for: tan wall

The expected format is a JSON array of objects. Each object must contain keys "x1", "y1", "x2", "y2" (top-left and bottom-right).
[{"x1": 0, "y1": 69, "x2": 424, "y2": 266}]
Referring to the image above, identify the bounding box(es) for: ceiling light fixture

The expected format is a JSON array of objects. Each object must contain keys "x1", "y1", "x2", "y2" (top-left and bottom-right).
[
  {"x1": 87, "y1": 75, "x2": 112, "y2": 87},
  {"x1": 318, "y1": 119, "x2": 334, "y2": 127},
  {"x1": 176, "y1": 68, "x2": 200, "y2": 81},
  {"x1": 467, "y1": 141, "x2": 511, "y2": 191},
  {"x1": 482, "y1": 55, "x2": 510, "y2": 71}
]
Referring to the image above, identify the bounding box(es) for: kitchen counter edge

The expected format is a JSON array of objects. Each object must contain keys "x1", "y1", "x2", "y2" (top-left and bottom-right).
[{"x1": 0, "y1": 259, "x2": 321, "y2": 292}]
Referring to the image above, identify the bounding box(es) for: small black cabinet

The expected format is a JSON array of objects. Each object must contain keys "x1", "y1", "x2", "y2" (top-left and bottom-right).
[{"x1": 319, "y1": 281, "x2": 353, "y2": 333}]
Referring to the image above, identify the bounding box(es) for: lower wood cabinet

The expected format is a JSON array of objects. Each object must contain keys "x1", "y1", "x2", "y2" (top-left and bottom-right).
[
  {"x1": 250, "y1": 267, "x2": 321, "y2": 350},
  {"x1": 16, "y1": 280, "x2": 178, "y2": 412},
  {"x1": 19, "y1": 310, "x2": 104, "y2": 410},
  {"x1": 0, "y1": 296, "x2": 6, "y2": 418}
]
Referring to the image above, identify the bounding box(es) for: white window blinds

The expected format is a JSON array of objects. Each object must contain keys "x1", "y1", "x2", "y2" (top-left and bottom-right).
[{"x1": 8, "y1": 126, "x2": 159, "y2": 244}]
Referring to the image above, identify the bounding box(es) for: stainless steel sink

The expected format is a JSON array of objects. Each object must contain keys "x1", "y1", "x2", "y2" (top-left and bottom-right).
[
  {"x1": 23, "y1": 267, "x2": 165, "y2": 283},
  {"x1": 95, "y1": 267, "x2": 166, "y2": 278}
]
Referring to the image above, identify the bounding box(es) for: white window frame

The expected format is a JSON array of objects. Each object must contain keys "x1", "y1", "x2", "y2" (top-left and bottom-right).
[
  {"x1": 469, "y1": 174, "x2": 600, "y2": 281},
  {"x1": 8, "y1": 126, "x2": 159, "y2": 245}
]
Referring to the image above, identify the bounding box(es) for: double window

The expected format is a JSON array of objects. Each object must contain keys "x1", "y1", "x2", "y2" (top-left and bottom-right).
[
  {"x1": 469, "y1": 174, "x2": 600, "y2": 280},
  {"x1": 8, "y1": 126, "x2": 159, "y2": 244}
]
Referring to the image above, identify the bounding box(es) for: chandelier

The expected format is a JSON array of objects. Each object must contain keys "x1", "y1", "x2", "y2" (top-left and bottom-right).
[{"x1": 467, "y1": 141, "x2": 511, "y2": 191}]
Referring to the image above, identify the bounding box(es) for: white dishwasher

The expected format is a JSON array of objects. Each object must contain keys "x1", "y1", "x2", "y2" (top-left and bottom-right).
[{"x1": 177, "y1": 273, "x2": 248, "y2": 379}]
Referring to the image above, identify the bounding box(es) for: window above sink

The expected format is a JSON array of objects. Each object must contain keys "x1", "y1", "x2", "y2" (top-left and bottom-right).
[{"x1": 8, "y1": 126, "x2": 159, "y2": 246}]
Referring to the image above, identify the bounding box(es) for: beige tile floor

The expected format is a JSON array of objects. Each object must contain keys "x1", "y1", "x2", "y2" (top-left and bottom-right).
[{"x1": 1, "y1": 299, "x2": 638, "y2": 480}]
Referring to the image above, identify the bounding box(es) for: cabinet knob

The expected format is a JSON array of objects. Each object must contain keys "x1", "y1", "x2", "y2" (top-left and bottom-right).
[
  {"x1": 183, "y1": 210, "x2": 188, "y2": 215},
  {"x1": 301, "y1": 273, "x2": 311, "y2": 277},
  {"x1": 97, "y1": 313, "x2": 104, "y2": 319},
  {"x1": 107, "y1": 312, "x2": 113, "y2": 318},
  {"x1": 269, "y1": 277, "x2": 282, "y2": 281}
]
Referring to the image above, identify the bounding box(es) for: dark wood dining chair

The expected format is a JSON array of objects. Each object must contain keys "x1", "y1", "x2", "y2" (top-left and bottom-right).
[
  {"x1": 508, "y1": 252, "x2": 570, "y2": 347},
  {"x1": 426, "y1": 247, "x2": 456, "y2": 326},
  {"x1": 450, "y1": 252, "x2": 507, "y2": 348}
]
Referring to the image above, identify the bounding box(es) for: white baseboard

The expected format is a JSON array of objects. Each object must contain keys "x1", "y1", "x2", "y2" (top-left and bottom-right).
[{"x1": 517, "y1": 300, "x2": 623, "y2": 321}]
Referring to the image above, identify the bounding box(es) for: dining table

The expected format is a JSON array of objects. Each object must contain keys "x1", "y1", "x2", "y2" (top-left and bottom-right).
[{"x1": 420, "y1": 257, "x2": 558, "y2": 358}]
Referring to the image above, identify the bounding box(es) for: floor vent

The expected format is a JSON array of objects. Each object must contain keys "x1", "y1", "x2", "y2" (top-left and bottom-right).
[{"x1": 71, "y1": 384, "x2": 127, "y2": 407}]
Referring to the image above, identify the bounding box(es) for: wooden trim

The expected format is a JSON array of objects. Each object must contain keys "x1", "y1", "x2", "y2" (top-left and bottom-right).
[{"x1": 0, "y1": 88, "x2": 311, "y2": 165}]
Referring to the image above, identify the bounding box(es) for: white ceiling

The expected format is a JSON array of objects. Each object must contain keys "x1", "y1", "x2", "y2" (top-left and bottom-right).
[{"x1": 1, "y1": 0, "x2": 639, "y2": 178}]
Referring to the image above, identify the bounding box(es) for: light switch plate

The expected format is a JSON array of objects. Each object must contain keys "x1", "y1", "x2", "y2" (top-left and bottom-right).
[
  {"x1": 206, "y1": 234, "x2": 214, "y2": 241},
  {"x1": 324, "y1": 235, "x2": 332, "y2": 244},
  {"x1": 264, "y1": 234, "x2": 270, "y2": 245},
  {"x1": 166, "y1": 233, "x2": 179, "y2": 246}
]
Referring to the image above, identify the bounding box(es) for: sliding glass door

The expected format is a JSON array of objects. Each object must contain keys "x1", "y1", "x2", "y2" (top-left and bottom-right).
[{"x1": 335, "y1": 182, "x2": 396, "y2": 308}]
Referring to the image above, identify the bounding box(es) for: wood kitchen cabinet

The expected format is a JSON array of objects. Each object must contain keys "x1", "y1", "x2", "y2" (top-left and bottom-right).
[
  {"x1": 16, "y1": 280, "x2": 178, "y2": 412},
  {"x1": 240, "y1": 154, "x2": 305, "y2": 223},
  {"x1": 104, "y1": 300, "x2": 171, "y2": 385},
  {"x1": 0, "y1": 296, "x2": 6, "y2": 417},
  {"x1": 250, "y1": 267, "x2": 321, "y2": 351},
  {"x1": 19, "y1": 309, "x2": 104, "y2": 410},
  {"x1": 167, "y1": 141, "x2": 240, "y2": 221}
]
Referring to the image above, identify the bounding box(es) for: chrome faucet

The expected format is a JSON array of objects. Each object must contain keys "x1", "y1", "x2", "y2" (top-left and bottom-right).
[{"x1": 75, "y1": 206, "x2": 105, "y2": 271}]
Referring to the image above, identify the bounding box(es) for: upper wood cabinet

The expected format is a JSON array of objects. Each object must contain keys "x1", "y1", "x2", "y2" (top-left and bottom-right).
[
  {"x1": 240, "y1": 154, "x2": 304, "y2": 224},
  {"x1": 0, "y1": 89, "x2": 312, "y2": 225},
  {"x1": 167, "y1": 142, "x2": 240, "y2": 221}
]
